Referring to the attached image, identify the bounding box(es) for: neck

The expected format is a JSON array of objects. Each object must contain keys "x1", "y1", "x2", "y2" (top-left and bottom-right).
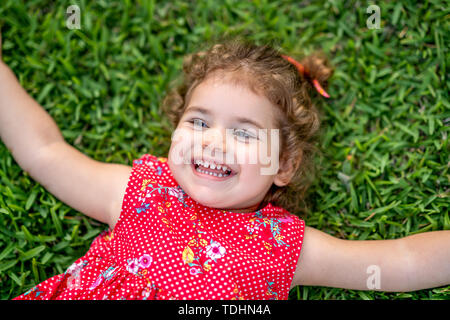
[{"x1": 223, "y1": 202, "x2": 262, "y2": 213}]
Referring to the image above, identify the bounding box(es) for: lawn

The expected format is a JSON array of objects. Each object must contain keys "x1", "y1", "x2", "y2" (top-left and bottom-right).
[{"x1": 0, "y1": 0, "x2": 448, "y2": 299}]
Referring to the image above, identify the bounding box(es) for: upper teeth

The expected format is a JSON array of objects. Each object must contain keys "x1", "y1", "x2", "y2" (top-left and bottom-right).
[{"x1": 194, "y1": 159, "x2": 230, "y2": 172}]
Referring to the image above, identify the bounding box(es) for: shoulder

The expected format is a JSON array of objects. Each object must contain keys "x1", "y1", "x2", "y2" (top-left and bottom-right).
[
  {"x1": 265, "y1": 204, "x2": 305, "y2": 230},
  {"x1": 109, "y1": 154, "x2": 171, "y2": 228},
  {"x1": 133, "y1": 154, "x2": 167, "y2": 169},
  {"x1": 130, "y1": 154, "x2": 171, "y2": 180}
]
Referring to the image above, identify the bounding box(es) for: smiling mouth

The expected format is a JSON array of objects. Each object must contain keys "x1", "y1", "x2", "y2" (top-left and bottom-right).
[{"x1": 191, "y1": 159, "x2": 235, "y2": 179}]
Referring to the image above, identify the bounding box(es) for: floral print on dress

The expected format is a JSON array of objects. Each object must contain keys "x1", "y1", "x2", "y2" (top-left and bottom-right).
[
  {"x1": 65, "y1": 260, "x2": 88, "y2": 289},
  {"x1": 142, "y1": 281, "x2": 160, "y2": 300},
  {"x1": 231, "y1": 283, "x2": 245, "y2": 300},
  {"x1": 265, "y1": 280, "x2": 279, "y2": 300},
  {"x1": 137, "y1": 181, "x2": 191, "y2": 211},
  {"x1": 135, "y1": 179, "x2": 192, "y2": 228},
  {"x1": 161, "y1": 206, "x2": 175, "y2": 233},
  {"x1": 183, "y1": 238, "x2": 226, "y2": 275},
  {"x1": 89, "y1": 266, "x2": 119, "y2": 290},
  {"x1": 205, "y1": 241, "x2": 226, "y2": 260},
  {"x1": 66, "y1": 260, "x2": 88, "y2": 276},
  {"x1": 243, "y1": 210, "x2": 292, "y2": 255},
  {"x1": 182, "y1": 212, "x2": 226, "y2": 275},
  {"x1": 126, "y1": 253, "x2": 153, "y2": 276},
  {"x1": 141, "y1": 280, "x2": 177, "y2": 300},
  {"x1": 23, "y1": 285, "x2": 45, "y2": 299},
  {"x1": 134, "y1": 157, "x2": 165, "y2": 176},
  {"x1": 136, "y1": 203, "x2": 151, "y2": 214}
]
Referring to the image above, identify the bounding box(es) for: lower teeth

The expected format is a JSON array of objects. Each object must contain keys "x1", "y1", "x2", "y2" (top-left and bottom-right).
[{"x1": 195, "y1": 166, "x2": 230, "y2": 177}]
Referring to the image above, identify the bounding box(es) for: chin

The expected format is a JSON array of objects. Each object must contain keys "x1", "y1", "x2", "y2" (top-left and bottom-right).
[{"x1": 187, "y1": 188, "x2": 228, "y2": 208}]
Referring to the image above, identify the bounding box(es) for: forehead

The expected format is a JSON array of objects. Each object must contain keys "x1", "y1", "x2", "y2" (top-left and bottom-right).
[{"x1": 185, "y1": 73, "x2": 278, "y2": 128}]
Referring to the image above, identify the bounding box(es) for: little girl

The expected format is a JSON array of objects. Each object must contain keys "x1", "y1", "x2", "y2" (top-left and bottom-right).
[{"x1": 1, "y1": 35, "x2": 449, "y2": 300}]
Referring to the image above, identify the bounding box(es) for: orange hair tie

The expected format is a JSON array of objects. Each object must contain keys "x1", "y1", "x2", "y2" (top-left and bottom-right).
[{"x1": 281, "y1": 54, "x2": 330, "y2": 98}]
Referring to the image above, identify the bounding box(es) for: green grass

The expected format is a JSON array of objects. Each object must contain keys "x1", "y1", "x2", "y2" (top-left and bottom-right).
[{"x1": 0, "y1": 0, "x2": 449, "y2": 299}]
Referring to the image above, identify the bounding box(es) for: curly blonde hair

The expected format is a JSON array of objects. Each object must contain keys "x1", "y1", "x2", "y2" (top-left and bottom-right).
[{"x1": 162, "y1": 36, "x2": 333, "y2": 215}]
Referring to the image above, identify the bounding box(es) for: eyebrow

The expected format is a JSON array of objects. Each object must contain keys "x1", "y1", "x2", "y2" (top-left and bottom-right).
[{"x1": 185, "y1": 106, "x2": 265, "y2": 129}]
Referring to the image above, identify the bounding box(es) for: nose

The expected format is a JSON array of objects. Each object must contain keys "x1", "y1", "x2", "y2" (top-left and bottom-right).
[{"x1": 201, "y1": 127, "x2": 226, "y2": 156}]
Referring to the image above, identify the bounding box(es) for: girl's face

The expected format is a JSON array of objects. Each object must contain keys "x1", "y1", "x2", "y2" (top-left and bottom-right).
[{"x1": 168, "y1": 73, "x2": 289, "y2": 212}]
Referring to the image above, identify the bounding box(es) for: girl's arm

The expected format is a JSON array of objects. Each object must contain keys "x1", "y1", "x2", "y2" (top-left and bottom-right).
[
  {"x1": 291, "y1": 226, "x2": 450, "y2": 292},
  {"x1": 0, "y1": 35, "x2": 130, "y2": 229}
]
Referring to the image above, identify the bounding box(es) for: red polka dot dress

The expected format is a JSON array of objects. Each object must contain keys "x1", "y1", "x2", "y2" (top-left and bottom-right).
[{"x1": 13, "y1": 154, "x2": 305, "y2": 300}]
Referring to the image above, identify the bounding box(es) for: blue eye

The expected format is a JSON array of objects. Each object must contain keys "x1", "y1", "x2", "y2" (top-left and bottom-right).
[
  {"x1": 189, "y1": 118, "x2": 208, "y2": 130},
  {"x1": 234, "y1": 129, "x2": 257, "y2": 140}
]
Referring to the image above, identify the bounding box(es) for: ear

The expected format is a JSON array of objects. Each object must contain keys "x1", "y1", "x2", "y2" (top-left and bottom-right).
[{"x1": 273, "y1": 153, "x2": 302, "y2": 187}]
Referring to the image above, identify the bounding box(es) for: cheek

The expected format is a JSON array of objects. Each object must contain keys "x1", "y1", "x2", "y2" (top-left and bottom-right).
[
  {"x1": 240, "y1": 162, "x2": 273, "y2": 182},
  {"x1": 168, "y1": 127, "x2": 195, "y2": 165},
  {"x1": 257, "y1": 132, "x2": 281, "y2": 175},
  {"x1": 238, "y1": 164, "x2": 275, "y2": 198},
  {"x1": 231, "y1": 143, "x2": 252, "y2": 165}
]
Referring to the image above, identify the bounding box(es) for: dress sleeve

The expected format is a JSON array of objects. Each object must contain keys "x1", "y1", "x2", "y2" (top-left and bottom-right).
[
  {"x1": 114, "y1": 154, "x2": 167, "y2": 231},
  {"x1": 285, "y1": 215, "x2": 305, "y2": 295},
  {"x1": 132, "y1": 154, "x2": 161, "y2": 168},
  {"x1": 132, "y1": 154, "x2": 170, "y2": 182}
]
